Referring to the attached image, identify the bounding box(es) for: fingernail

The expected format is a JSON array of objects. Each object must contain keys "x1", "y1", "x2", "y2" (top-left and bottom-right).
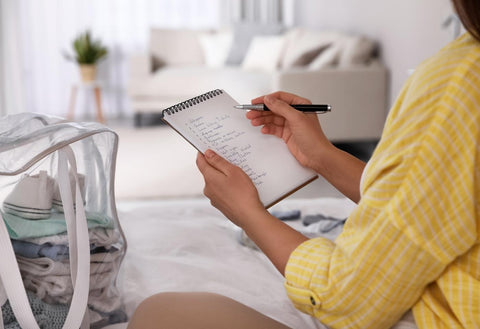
[{"x1": 205, "y1": 149, "x2": 215, "y2": 158}]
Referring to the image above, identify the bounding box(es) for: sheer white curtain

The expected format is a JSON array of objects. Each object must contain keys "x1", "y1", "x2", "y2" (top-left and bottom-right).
[
  {"x1": 1, "y1": 0, "x2": 223, "y2": 118},
  {"x1": 0, "y1": 0, "x2": 26, "y2": 116},
  {"x1": 0, "y1": 0, "x2": 293, "y2": 118}
]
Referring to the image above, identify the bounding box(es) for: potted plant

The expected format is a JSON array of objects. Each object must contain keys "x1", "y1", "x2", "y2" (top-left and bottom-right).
[{"x1": 64, "y1": 30, "x2": 108, "y2": 83}]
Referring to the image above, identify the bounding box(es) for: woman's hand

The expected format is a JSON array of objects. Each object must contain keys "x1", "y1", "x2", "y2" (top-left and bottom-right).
[
  {"x1": 196, "y1": 149, "x2": 266, "y2": 227},
  {"x1": 247, "y1": 91, "x2": 333, "y2": 173},
  {"x1": 249, "y1": 91, "x2": 366, "y2": 203}
]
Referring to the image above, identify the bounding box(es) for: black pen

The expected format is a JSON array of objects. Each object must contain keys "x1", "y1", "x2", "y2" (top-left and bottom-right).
[{"x1": 234, "y1": 104, "x2": 331, "y2": 113}]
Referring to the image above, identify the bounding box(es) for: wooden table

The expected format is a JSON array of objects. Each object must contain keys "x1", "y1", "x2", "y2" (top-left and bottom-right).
[{"x1": 67, "y1": 81, "x2": 105, "y2": 123}]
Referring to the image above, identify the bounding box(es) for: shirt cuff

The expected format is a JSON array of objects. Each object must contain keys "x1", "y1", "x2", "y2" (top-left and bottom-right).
[{"x1": 284, "y1": 237, "x2": 335, "y2": 316}]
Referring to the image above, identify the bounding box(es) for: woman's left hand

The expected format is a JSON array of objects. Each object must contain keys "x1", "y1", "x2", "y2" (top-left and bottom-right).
[{"x1": 196, "y1": 149, "x2": 266, "y2": 227}]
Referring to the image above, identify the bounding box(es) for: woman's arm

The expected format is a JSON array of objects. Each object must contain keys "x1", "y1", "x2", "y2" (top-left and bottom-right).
[
  {"x1": 239, "y1": 208, "x2": 309, "y2": 276},
  {"x1": 196, "y1": 150, "x2": 308, "y2": 275},
  {"x1": 313, "y1": 143, "x2": 366, "y2": 203}
]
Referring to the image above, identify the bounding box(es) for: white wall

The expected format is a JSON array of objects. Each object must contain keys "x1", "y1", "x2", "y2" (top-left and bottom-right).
[{"x1": 294, "y1": 0, "x2": 456, "y2": 107}]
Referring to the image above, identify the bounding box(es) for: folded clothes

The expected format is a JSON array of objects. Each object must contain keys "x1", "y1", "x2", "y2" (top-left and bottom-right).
[
  {"x1": 90, "y1": 307, "x2": 128, "y2": 329},
  {"x1": 24, "y1": 228, "x2": 120, "y2": 248},
  {"x1": 24, "y1": 269, "x2": 115, "y2": 301},
  {"x1": 270, "y1": 209, "x2": 301, "y2": 221},
  {"x1": 1, "y1": 290, "x2": 126, "y2": 328},
  {"x1": 300, "y1": 214, "x2": 347, "y2": 241},
  {"x1": 88, "y1": 286, "x2": 123, "y2": 314},
  {"x1": 23, "y1": 262, "x2": 123, "y2": 314},
  {"x1": 17, "y1": 250, "x2": 122, "y2": 277},
  {"x1": 239, "y1": 213, "x2": 348, "y2": 251},
  {"x1": 2, "y1": 290, "x2": 68, "y2": 329},
  {"x1": 11, "y1": 239, "x2": 113, "y2": 261},
  {"x1": 302, "y1": 214, "x2": 347, "y2": 233},
  {"x1": 302, "y1": 213, "x2": 347, "y2": 227},
  {"x1": 2, "y1": 211, "x2": 113, "y2": 239}
]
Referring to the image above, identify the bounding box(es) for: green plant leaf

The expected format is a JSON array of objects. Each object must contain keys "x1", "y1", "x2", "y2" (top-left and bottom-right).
[{"x1": 67, "y1": 30, "x2": 108, "y2": 64}]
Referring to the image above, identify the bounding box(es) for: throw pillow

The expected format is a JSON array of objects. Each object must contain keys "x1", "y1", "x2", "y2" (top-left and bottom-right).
[
  {"x1": 308, "y1": 43, "x2": 342, "y2": 69},
  {"x1": 338, "y1": 36, "x2": 377, "y2": 67},
  {"x1": 281, "y1": 29, "x2": 342, "y2": 69},
  {"x1": 242, "y1": 35, "x2": 286, "y2": 72},
  {"x1": 225, "y1": 23, "x2": 285, "y2": 66},
  {"x1": 198, "y1": 31, "x2": 234, "y2": 68}
]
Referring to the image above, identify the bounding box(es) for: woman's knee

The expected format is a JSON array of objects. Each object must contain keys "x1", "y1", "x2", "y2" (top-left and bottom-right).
[
  {"x1": 128, "y1": 292, "x2": 178, "y2": 329},
  {"x1": 127, "y1": 292, "x2": 291, "y2": 329},
  {"x1": 128, "y1": 292, "x2": 226, "y2": 329}
]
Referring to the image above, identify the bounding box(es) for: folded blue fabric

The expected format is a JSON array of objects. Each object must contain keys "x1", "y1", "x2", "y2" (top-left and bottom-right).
[
  {"x1": 11, "y1": 239, "x2": 112, "y2": 260},
  {"x1": 2, "y1": 211, "x2": 113, "y2": 239},
  {"x1": 270, "y1": 209, "x2": 301, "y2": 221}
]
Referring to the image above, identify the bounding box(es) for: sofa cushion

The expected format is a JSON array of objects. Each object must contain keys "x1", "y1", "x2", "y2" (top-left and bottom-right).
[
  {"x1": 128, "y1": 66, "x2": 272, "y2": 105},
  {"x1": 281, "y1": 28, "x2": 342, "y2": 69},
  {"x1": 225, "y1": 23, "x2": 284, "y2": 66},
  {"x1": 242, "y1": 35, "x2": 286, "y2": 72},
  {"x1": 308, "y1": 43, "x2": 342, "y2": 69},
  {"x1": 150, "y1": 29, "x2": 205, "y2": 67},
  {"x1": 338, "y1": 35, "x2": 377, "y2": 67},
  {"x1": 198, "y1": 30, "x2": 233, "y2": 68}
]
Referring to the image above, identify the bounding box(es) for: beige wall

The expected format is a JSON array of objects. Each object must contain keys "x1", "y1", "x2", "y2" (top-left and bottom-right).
[{"x1": 294, "y1": 0, "x2": 456, "y2": 108}]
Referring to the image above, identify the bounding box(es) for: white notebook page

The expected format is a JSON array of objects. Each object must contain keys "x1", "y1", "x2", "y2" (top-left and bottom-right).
[{"x1": 162, "y1": 90, "x2": 317, "y2": 208}]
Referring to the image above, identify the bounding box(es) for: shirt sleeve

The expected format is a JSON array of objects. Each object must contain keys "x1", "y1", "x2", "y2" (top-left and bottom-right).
[{"x1": 284, "y1": 93, "x2": 479, "y2": 328}]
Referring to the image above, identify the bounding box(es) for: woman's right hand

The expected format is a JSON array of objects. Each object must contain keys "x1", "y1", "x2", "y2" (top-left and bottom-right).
[{"x1": 247, "y1": 91, "x2": 333, "y2": 173}]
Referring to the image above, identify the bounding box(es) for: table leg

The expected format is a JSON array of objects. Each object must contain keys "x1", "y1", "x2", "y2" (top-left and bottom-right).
[
  {"x1": 93, "y1": 87, "x2": 106, "y2": 124},
  {"x1": 67, "y1": 86, "x2": 78, "y2": 120}
]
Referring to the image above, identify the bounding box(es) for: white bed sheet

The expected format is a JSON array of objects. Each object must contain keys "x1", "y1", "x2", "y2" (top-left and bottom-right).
[{"x1": 115, "y1": 197, "x2": 356, "y2": 329}]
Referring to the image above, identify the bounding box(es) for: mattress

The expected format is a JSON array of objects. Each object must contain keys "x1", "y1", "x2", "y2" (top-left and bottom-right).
[{"x1": 113, "y1": 197, "x2": 356, "y2": 328}]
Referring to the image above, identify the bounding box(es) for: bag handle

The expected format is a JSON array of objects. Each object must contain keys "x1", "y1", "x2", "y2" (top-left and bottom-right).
[
  {"x1": 58, "y1": 146, "x2": 91, "y2": 328},
  {"x1": 0, "y1": 145, "x2": 90, "y2": 328}
]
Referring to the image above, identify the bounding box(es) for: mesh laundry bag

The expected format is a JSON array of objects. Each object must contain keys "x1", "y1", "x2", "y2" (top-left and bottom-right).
[{"x1": 0, "y1": 113, "x2": 127, "y2": 329}]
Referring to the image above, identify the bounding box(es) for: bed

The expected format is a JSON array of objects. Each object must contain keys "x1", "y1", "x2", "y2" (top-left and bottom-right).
[{"x1": 107, "y1": 196, "x2": 357, "y2": 329}]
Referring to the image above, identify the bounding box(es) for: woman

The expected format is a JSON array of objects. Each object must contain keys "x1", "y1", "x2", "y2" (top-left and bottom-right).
[{"x1": 128, "y1": 1, "x2": 480, "y2": 328}]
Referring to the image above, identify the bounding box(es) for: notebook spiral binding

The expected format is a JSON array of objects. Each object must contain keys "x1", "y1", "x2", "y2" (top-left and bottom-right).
[{"x1": 162, "y1": 89, "x2": 224, "y2": 116}]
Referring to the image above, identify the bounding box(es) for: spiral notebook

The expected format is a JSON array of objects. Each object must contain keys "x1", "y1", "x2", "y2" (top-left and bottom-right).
[{"x1": 161, "y1": 89, "x2": 318, "y2": 208}]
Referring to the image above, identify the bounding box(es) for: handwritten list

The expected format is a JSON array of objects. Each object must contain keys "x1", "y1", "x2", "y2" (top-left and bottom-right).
[{"x1": 185, "y1": 114, "x2": 267, "y2": 186}]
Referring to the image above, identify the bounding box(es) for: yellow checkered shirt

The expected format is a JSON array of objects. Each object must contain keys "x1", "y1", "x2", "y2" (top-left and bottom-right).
[{"x1": 284, "y1": 33, "x2": 480, "y2": 329}]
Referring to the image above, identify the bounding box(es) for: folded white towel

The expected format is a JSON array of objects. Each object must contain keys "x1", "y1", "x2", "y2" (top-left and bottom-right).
[
  {"x1": 22, "y1": 250, "x2": 123, "y2": 314},
  {"x1": 17, "y1": 250, "x2": 121, "y2": 277},
  {"x1": 24, "y1": 270, "x2": 114, "y2": 300}
]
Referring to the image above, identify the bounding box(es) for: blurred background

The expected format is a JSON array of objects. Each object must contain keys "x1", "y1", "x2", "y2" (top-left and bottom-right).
[{"x1": 0, "y1": 0, "x2": 461, "y2": 201}]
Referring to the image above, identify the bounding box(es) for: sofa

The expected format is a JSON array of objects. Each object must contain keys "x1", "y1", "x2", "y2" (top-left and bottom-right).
[{"x1": 127, "y1": 27, "x2": 388, "y2": 142}]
